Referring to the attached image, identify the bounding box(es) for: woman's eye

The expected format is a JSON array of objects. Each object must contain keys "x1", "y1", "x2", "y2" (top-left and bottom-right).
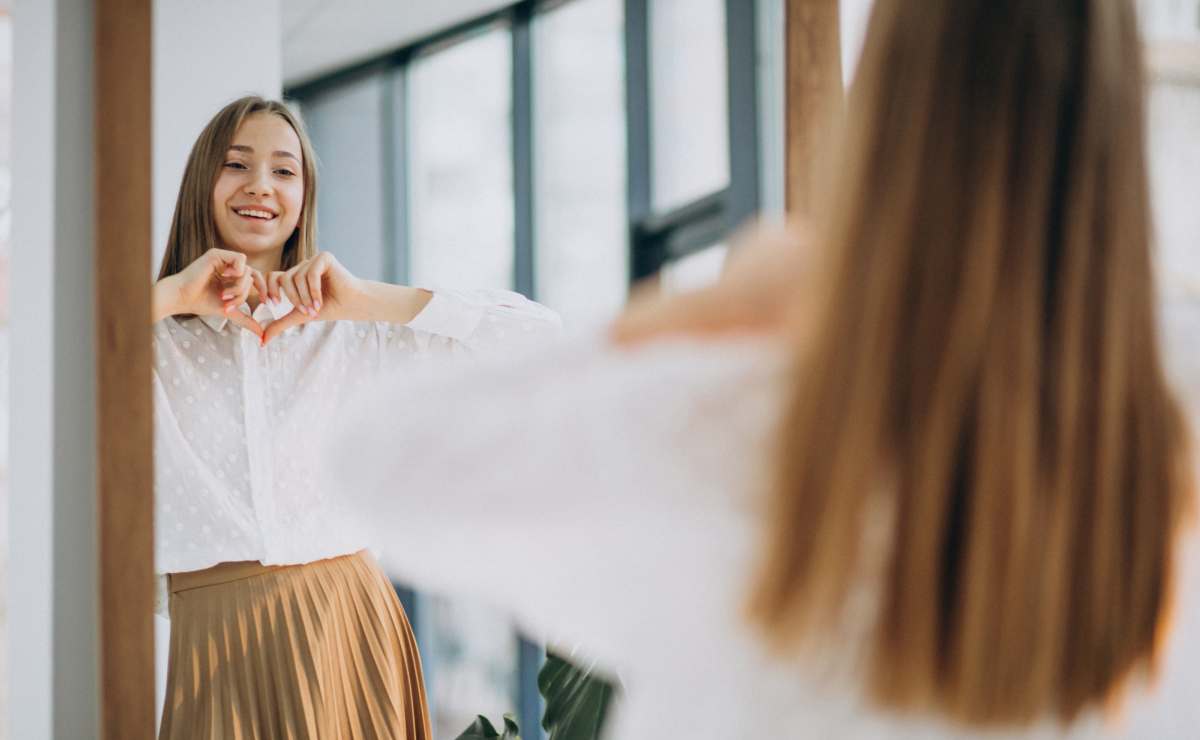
[
  {"x1": 223, "y1": 161, "x2": 248, "y2": 170},
  {"x1": 275, "y1": 168, "x2": 296, "y2": 177}
]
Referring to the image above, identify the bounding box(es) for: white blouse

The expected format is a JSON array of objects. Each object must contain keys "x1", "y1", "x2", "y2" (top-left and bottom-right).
[
  {"x1": 325, "y1": 337, "x2": 1199, "y2": 740},
  {"x1": 153, "y1": 288, "x2": 561, "y2": 577}
]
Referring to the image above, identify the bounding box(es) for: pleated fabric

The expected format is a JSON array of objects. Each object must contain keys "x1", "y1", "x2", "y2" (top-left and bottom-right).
[{"x1": 159, "y1": 550, "x2": 431, "y2": 740}]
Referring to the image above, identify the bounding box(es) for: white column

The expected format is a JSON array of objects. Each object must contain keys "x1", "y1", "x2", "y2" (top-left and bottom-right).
[
  {"x1": 151, "y1": 0, "x2": 283, "y2": 722},
  {"x1": 10, "y1": 0, "x2": 100, "y2": 738}
]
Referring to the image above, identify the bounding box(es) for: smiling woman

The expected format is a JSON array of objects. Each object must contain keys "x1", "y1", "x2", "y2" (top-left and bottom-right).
[{"x1": 149, "y1": 95, "x2": 561, "y2": 740}]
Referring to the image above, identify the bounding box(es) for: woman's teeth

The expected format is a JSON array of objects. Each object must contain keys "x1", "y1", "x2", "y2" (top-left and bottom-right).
[{"x1": 235, "y1": 209, "x2": 275, "y2": 220}]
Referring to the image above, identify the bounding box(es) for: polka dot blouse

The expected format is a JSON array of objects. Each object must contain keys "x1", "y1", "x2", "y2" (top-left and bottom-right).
[{"x1": 153, "y1": 288, "x2": 561, "y2": 578}]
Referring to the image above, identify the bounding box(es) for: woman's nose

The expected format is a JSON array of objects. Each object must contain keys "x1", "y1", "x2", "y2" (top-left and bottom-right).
[{"x1": 244, "y1": 167, "x2": 273, "y2": 196}]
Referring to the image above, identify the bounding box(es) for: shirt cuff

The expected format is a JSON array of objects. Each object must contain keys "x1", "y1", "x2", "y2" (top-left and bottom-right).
[{"x1": 405, "y1": 290, "x2": 486, "y2": 342}]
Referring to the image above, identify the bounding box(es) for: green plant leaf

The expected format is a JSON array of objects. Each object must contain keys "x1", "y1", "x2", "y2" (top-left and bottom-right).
[
  {"x1": 455, "y1": 713, "x2": 522, "y2": 740},
  {"x1": 539, "y1": 651, "x2": 617, "y2": 740}
]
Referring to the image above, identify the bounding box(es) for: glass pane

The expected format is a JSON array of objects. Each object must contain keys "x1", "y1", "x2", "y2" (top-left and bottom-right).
[
  {"x1": 650, "y1": 0, "x2": 729, "y2": 212},
  {"x1": 660, "y1": 243, "x2": 727, "y2": 294},
  {"x1": 301, "y1": 73, "x2": 389, "y2": 282},
  {"x1": 421, "y1": 596, "x2": 518, "y2": 739},
  {"x1": 756, "y1": 0, "x2": 786, "y2": 217},
  {"x1": 409, "y1": 28, "x2": 514, "y2": 290},
  {"x1": 534, "y1": 0, "x2": 628, "y2": 328}
]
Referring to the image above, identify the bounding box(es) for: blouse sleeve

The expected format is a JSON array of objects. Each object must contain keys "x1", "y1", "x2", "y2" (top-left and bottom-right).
[
  {"x1": 397, "y1": 288, "x2": 562, "y2": 355},
  {"x1": 325, "y1": 336, "x2": 781, "y2": 671}
]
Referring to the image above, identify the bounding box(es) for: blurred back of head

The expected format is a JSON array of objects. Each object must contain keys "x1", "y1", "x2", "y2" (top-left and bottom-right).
[{"x1": 752, "y1": 0, "x2": 1194, "y2": 727}]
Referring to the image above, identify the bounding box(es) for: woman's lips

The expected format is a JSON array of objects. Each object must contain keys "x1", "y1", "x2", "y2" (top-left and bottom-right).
[{"x1": 233, "y1": 207, "x2": 278, "y2": 221}]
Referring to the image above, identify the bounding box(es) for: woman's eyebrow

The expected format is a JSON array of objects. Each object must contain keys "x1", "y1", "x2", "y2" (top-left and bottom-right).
[{"x1": 228, "y1": 144, "x2": 301, "y2": 163}]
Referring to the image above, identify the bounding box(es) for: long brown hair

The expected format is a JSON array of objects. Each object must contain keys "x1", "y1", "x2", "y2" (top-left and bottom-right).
[
  {"x1": 156, "y1": 96, "x2": 319, "y2": 280},
  {"x1": 751, "y1": 0, "x2": 1193, "y2": 727}
]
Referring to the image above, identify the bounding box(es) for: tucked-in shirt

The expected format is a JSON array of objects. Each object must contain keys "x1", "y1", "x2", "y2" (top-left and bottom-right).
[
  {"x1": 153, "y1": 288, "x2": 561, "y2": 577},
  {"x1": 326, "y1": 337, "x2": 1198, "y2": 740}
]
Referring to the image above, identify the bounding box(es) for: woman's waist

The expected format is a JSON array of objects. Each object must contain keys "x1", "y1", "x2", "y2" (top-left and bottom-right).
[{"x1": 168, "y1": 549, "x2": 371, "y2": 593}]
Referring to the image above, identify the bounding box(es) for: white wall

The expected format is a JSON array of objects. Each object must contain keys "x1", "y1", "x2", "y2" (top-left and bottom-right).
[
  {"x1": 151, "y1": 0, "x2": 283, "y2": 723},
  {"x1": 10, "y1": 0, "x2": 100, "y2": 737},
  {"x1": 152, "y1": 0, "x2": 283, "y2": 269}
]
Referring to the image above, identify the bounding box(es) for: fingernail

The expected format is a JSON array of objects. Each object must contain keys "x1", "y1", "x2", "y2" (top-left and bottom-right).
[{"x1": 314, "y1": 301, "x2": 322, "y2": 312}]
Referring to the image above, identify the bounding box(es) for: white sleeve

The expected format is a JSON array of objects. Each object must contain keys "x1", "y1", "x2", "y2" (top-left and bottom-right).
[
  {"x1": 401, "y1": 288, "x2": 562, "y2": 353},
  {"x1": 324, "y1": 336, "x2": 781, "y2": 671}
]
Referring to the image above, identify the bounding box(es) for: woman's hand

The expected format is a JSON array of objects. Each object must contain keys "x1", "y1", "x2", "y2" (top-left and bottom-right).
[
  {"x1": 609, "y1": 220, "x2": 812, "y2": 346},
  {"x1": 260, "y1": 252, "x2": 367, "y2": 344},
  {"x1": 152, "y1": 248, "x2": 268, "y2": 337}
]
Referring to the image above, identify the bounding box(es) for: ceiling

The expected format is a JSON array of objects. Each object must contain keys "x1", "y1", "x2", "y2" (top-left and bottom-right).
[{"x1": 283, "y1": 0, "x2": 514, "y2": 87}]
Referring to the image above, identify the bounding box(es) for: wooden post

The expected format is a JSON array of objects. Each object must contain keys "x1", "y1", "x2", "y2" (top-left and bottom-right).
[
  {"x1": 95, "y1": 0, "x2": 155, "y2": 736},
  {"x1": 785, "y1": 0, "x2": 842, "y2": 216}
]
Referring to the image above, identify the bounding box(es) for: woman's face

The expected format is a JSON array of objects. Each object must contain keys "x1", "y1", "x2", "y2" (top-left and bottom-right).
[{"x1": 212, "y1": 112, "x2": 305, "y2": 261}]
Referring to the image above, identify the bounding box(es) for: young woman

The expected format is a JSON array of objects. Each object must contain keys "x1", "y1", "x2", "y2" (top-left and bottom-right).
[
  {"x1": 151, "y1": 96, "x2": 560, "y2": 739},
  {"x1": 328, "y1": 0, "x2": 1196, "y2": 737}
]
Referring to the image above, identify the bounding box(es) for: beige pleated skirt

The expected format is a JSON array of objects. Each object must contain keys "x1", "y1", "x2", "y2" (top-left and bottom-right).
[{"x1": 159, "y1": 550, "x2": 431, "y2": 740}]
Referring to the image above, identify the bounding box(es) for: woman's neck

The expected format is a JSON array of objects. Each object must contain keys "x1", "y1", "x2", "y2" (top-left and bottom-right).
[{"x1": 246, "y1": 252, "x2": 282, "y2": 276}]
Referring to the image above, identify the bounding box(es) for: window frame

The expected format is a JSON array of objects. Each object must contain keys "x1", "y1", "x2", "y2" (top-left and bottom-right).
[{"x1": 625, "y1": 0, "x2": 763, "y2": 281}]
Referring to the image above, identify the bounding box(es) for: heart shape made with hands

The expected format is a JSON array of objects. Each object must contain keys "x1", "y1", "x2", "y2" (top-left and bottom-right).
[{"x1": 222, "y1": 287, "x2": 316, "y2": 347}]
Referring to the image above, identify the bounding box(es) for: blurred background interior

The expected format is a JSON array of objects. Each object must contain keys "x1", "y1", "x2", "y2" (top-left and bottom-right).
[{"x1": 1, "y1": 1, "x2": 1199, "y2": 738}]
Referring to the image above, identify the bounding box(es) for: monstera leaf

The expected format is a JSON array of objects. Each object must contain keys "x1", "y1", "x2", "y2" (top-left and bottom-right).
[
  {"x1": 538, "y1": 651, "x2": 617, "y2": 740},
  {"x1": 456, "y1": 713, "x2": 521, "y2": 740}
]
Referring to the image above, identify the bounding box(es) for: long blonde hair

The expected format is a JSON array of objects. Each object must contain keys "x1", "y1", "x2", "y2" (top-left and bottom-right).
[
  {"x1": 156, "y1": 96, "x2": 319, "y2": 280},
  {"x1": 752, "y1": 0, "x2": 1193, "y2": 726}
]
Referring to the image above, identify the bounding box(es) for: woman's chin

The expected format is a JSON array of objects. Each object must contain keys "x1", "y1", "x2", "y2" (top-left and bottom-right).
[{"x1": 225, "y1": 238, "x2": 285, "y2": 259}]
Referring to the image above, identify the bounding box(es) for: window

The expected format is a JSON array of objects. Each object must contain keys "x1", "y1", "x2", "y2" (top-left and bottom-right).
[
  {"x1": 409, "y1": 28, "x2": 514, "y2": 291},
  {"x1": 303, "y1": 72, "x2": 389, "y2": 281},
  {"x1": 649, "y1": 0, "x2": 730, "y2": 212},
  {"x1": 533, "y1": 0, "x2": 627, "y2": 326},
  {"x1": 627, "y1": 0, "x2": 763, "y2": 290}
]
